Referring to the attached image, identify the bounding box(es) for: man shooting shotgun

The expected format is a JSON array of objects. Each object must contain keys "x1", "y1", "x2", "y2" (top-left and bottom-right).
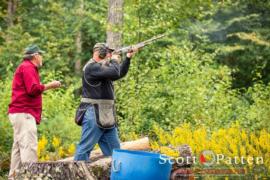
[
  {"x1": 74, "y1": 43, "x2": 137, "y2": 161},
  {"x1": 73, "y1": 34, "x2": 165, "y2": 161}
]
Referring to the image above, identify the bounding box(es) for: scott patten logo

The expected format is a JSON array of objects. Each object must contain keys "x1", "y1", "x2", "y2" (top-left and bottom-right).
[{"x1": 199, "y1": 150, "x2": 216, "y2": 166}]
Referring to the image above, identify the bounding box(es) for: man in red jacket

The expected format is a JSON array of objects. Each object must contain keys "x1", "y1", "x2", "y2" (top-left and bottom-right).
[{"x1": 8, "y1": 44, "x2": 61, "y2": 179}]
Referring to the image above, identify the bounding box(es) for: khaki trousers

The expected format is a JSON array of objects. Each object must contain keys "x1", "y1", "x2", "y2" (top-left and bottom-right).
[{"x1": 8, "y1": 113, "x2": 38, "y2": 179}]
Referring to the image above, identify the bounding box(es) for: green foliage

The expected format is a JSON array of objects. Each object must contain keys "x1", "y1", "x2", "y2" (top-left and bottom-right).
[
  {"x1": 0, "y1": 79, "x2": 12, "y2": 175},
  {"x1": 117, "y1": 41, "x2": 270, "y2": 139},
  {"x1": 0, "y1": 79, "x2": 12, "y2": 154},
  {"x1": 240, "y1": 83, "x2": 270, "y2": 131},
  {"x1": 185, "y1": 2, "x2": 270, "y2": 88},
  {"x1": 38, "y1": 71, "x2": 81, "y2": 145},
  {"x1": 116, "y1": 42, "x2": 230, "y2": 136},
  {"x1": 0, "y1": 0, "x2": 107, "y2": 79},
  {"x1": 0, "y1": 25, "x2": 36, "y2": 78},
  {"x1": 0, "y1": 0, "x2": 270, "y2": 178},
  {"x1": 123, "y1": 0, "x2": 216, "y2": 47}
]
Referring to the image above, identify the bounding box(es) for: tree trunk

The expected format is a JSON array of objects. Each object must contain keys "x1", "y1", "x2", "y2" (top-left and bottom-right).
[
  {"x1": 75, "y1": 30, "x2": 82, "y2": 74},
  {"x1": 106, "y1": 0, "x2": 124, "y2": 49},
  {"x1": 75, "y1": 0, "x2": 84, "y2": 74},
  {"x1": 7, "y1": 0, "x2": 17, "y2": 27}
]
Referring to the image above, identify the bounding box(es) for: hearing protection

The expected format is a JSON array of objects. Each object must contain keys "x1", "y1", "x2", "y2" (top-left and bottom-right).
[{"x1": 98, "y1": 45, "x2": 107, "y2": 59}]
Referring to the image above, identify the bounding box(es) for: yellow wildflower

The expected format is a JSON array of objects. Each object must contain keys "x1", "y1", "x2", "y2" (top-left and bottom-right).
[
  {"x1": 52, "y1": 136, "x2": 61, "y2": 149},
  {"x1": 67, "y1": 144, "x2": 76, "y2": 155},
  {"x1": 58, "y1": 147, "x2": 65, "y2": 157}
]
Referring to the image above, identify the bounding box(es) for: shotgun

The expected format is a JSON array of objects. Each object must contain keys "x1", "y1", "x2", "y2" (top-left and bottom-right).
[{"x1": 113, "y1": 34, "x2": 166, "y2": 54}]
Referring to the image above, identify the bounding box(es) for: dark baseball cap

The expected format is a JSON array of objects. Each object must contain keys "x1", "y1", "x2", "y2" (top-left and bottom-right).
[{"x1": 24, "y1": 44, "x2": 45, "y2": 55}]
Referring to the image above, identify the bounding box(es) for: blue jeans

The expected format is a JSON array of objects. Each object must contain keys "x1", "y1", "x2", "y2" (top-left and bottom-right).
[{"x1": 74, "y1": 106, "x2": 120, "y2": 161}]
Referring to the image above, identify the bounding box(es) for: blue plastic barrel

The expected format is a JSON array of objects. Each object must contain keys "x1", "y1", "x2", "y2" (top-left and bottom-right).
[{"x1": 110, "y1": 149, "x2": 172, "y2": 180}]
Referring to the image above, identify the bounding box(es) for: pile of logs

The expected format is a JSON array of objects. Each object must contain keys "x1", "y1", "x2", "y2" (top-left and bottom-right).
[
  {"x1": 16, "y1": 137, "x2": 194, "y2": 179},
  {"x1": 16, "y1": 138, "x2": 151, "y2": 179}
]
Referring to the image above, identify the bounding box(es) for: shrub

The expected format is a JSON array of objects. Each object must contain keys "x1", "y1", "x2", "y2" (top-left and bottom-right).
[{"x1": 151, "y1": 123, "x2": 270, "y2": 174}]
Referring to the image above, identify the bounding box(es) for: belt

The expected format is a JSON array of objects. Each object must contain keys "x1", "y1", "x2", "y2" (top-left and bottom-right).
[{"x1": 81, "y1": 98, "x2": 114, "y2": 104}]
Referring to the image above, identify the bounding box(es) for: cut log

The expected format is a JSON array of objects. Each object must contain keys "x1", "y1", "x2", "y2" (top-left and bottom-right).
[
  {"x1": 16, "y1": 159, "x2": 112, "y2": 180},
  {"x1": 60, "y1": 137, "x2": 150, "y2": 162}
]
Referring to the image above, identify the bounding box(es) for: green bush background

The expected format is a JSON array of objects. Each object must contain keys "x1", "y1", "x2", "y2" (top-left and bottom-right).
[{"x1": 0, "y1": 0, "x2": 270, "y2": 178}]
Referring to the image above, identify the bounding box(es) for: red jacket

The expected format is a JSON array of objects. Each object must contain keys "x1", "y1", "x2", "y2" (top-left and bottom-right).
[{"x1": 8, "y1": 60, "x2": 45, "y2": 124}]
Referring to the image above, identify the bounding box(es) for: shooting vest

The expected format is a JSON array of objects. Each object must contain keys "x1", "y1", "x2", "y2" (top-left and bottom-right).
[{"x1": 75, "y1": 59, "x2": 116, "y2": 129}]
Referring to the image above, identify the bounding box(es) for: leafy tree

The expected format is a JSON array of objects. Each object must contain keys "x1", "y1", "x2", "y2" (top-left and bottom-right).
[{"x1": 185, "y1": 1, "x2": 270, "y2": 89}]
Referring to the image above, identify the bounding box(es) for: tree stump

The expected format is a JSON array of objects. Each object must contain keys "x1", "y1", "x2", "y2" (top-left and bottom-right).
[{"x1": 16, "y1": 158, "x2": 112, "y2": 180}]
